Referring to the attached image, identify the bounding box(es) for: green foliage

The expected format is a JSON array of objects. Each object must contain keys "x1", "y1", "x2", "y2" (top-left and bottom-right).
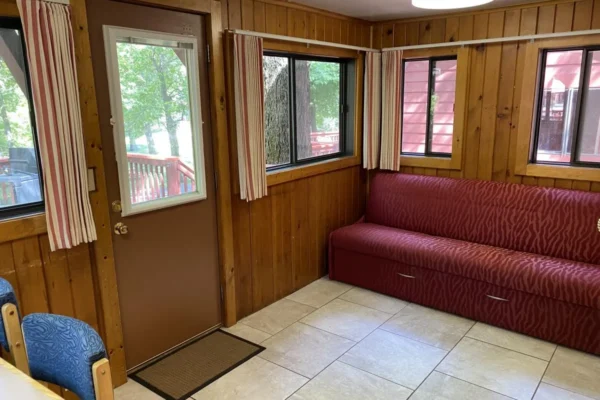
[
  {"x1": 309, "y1": 61, "x2": 340, "y2": 132},
  {"x1": 0, "y1": 59, "x2": 34, "y2": 157},
  {"x1": 117, "y1": 43, "x2": 189, "y2": 155}
]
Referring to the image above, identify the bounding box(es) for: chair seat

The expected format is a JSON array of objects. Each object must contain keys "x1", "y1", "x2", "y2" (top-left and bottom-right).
[{"x1": 331, "y1": 223, "x2": 600, "y2": 310}]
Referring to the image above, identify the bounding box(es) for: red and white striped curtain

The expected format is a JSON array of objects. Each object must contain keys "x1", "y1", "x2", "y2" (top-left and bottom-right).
[
  {"x1": 380, "y1": 50, "x2": 403, "y2": 171},
  {"x1": 17, "y1": 0, "x2": 96, "y2": 251},
  {"x1": 233, "y1": 34, "x2": 267, "y2": 201},
  {"x1": 363, "y1": 52, "x2": 381, "y2": 170}
]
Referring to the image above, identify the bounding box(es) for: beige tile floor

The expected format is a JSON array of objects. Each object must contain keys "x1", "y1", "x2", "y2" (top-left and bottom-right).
[{"x1": 115, "y1": 277, "x2": 600, "y2": 400}]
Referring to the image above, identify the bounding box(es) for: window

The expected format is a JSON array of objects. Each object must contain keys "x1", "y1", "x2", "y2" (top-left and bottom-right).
[
  {"x1": 402, "y1": 56, "x2": 457, "y2": 157},
  {"x1": 104, "y1": 27, "x2": 207, "y2": 216},
  {"x1": 263, "y1": 53, "x2": 354, "y2": 170},
  {"x1": 0, "y1": 18, "x2": 43, "y2": 218},
  {"x1": 532, "y1": 48, "x2": 600, "y2": 166}
]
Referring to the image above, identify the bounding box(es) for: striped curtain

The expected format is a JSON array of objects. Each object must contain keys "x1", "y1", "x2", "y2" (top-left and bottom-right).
[
  {"x1": 233, "y1": 34, "x2": 267, "y2": 201},
  {"x1": 380, "y1": 50, "x2": 403, "y2": 171},
  {"x1": 17, "y1": 0, "x2": 96, "y2": 251},
  {"x1": 363, "y1": 52, "x2": 381, "y2": 170}
]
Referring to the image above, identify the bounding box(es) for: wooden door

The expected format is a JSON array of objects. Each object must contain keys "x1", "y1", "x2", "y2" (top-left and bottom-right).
[{"x1": 86, "y1": 0, "x2": 221, "y2": 369}]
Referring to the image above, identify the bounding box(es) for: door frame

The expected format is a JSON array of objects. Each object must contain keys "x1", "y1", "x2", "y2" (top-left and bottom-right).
[{"x1": 73, "y1": 0, "x2": 236, "y2": 386}]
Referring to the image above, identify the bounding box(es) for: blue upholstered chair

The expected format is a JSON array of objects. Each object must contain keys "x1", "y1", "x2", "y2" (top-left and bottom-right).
[
  {"x1": 22, "y1": 313, "x2": 114, "y2": 400},
  {"x1": 0, "y1": 277, "x2": 29, "y2": 374},
  {"x1": 0, "y1": 278, "x2": 17, "y2": 351}
]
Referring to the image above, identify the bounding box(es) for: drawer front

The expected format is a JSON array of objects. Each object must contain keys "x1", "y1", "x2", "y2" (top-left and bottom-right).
[{"x1": 332, "y1": 247, "x2": 600, "y2": 355}]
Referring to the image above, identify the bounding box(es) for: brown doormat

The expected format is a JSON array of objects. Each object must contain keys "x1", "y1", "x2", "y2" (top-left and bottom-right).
[{"x1": 130, "y1": 329, "x2": 265, "y2": 400}]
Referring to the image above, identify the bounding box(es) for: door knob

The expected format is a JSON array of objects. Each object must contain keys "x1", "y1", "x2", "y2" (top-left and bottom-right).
[
  {"x1": 114, "y1": 222, "x2": 129, "y2": 235},
  {"x1": 112, "y1": 200, "x2": 122, "y2": 213}
]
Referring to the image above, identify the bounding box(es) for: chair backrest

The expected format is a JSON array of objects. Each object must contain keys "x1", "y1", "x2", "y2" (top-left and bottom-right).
[
  {"x1": 0, "y1": 278, "x2": 18, "y2": 351},
  {"x1": 22, "y1": 314, "x2": 109, "y2": 400}
]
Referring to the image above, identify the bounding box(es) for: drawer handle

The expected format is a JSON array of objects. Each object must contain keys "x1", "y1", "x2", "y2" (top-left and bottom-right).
[
  {"x1": 397, "y1": 273, "x2": 416, "y2": 279},
  {"x1": 487, "y1": 294, "x2": 509, "y2": 302}
]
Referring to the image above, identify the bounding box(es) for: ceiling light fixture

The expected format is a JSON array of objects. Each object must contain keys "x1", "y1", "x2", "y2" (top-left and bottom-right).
[{"x1": 412, "y1": 0, "x2": 493, "y2": 10}]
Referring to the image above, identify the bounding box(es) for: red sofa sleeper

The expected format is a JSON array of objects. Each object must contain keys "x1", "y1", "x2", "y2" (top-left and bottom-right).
[{"x1": 329, "y1": 172, "x2": 600, "y2": 355}]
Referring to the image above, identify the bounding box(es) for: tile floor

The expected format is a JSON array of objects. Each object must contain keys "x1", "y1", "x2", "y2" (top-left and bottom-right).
[{"x1": 116, "y1": 277, "x2": 600, "y2": 400}]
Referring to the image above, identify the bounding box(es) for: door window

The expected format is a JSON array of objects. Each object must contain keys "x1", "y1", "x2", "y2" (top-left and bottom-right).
[{"x1": 104, "y1": 26, "x2": 206, "y2": 216}]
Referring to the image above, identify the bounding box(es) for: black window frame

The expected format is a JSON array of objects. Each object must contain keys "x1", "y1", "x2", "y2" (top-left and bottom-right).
[
  {"x1": 0, "y1": 17, "x2": 44, "y2": 219},
  {"x1": 401, "y1": 55, "x2": 457, "y2": 158},
  {"x1": 531, "y1": 46, "x2": 600, "y2": 168},
  {"x1": 263, "y1": 51, "x2": 352, "y2": 171}
]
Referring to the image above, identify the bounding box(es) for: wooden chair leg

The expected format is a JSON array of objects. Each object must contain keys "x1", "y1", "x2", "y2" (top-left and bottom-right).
[
  {"x1": 1, "y1": 303, "x2": 30, "y2": 375},
  {"x1": 92, "y1": 358, "x2": 114, "y2": 400}
]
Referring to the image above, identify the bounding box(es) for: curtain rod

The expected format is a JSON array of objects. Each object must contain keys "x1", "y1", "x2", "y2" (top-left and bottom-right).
[
  {"x1": 229, "y1": 29, "x2": 377, "y2": 53},
  {"x1": 45, "y1": 0, "x2": 70, "y2": 4},
  {"x1": 382, "y1": 29, "x2": 600, "y2": 51}
]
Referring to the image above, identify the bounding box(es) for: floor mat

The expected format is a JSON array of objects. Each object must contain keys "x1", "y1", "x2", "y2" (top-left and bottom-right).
[{"x1": 130, "y1": 329, "x2": 265, "y2": 400}]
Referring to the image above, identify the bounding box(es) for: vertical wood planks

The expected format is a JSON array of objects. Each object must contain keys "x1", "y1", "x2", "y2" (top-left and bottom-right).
[
  {"x1": 538, "y1": 5, "x2": 556, "y2": 33},
  {"x1": 0, "y1": 234, "x2": 101, "y2": 331},
  {"x1": 12, "y1": 237, "x2": 48, "y2": 316},
  {"x1": 224, "y1": 0, "x2": 371, "y2": 48},
  {"x1": 506, "y1": 9, "x2": 529, "y2": 184},
  {"x1": 292, "y1": 178, "x2": 311, "y2": 291},
  {"x1": 271, "y1": 184, "x2": 293, "y2": 299},
  {"x1": 491, "y1": 9, "x2": 520, "y2": 182},
  {"x1": 233, "y1": 199, "x2": 253, "y2": 318},
  {"x1": 229, "y1": 0, "x2": 242, "y2": 29},
  {"x1": 276, "y1": 5, "x2": 288, "y2": 36},
  {"x1": 463, "y1": 15, "x2": 488, "y2": 179},
  {"x1": 477, "y1": 12, "x2": 504, "y2": 181},
  {"x1": 593, "y1": 0, "x2": 600, "y2": 28},
  {"x1": 39, "y1": 236, "x2": 75, "y2": 318},
  {"x1": 445, "y1": 17, "x2": 459, "y2": 42},
  {"x1": 241, "y1": 0, "x2": 254, "y2": 30},
  {"x1": 66, "y1": 244, "x2": 100, "y2": 332},
  {"x1": 288, "y1": 9, "x2": 307, "y2": 39},
  {"x1": 554, "y1": 2, "x2": 575, "y2": 32},
  {"x1": 573, "y1": 0, "x2": 593, "y2": 30},
  {"x1": 394, "y1": 23, "x2": 407, "y2": 47},
  {"x1": 233, "y1": 166, "x2": 364, "y2": 320},
  {"x1": 253, "y1": 1, "x2": 266, "y2": 33},
  {"x1": 381, "y1": 23, "x2": 394, "y2": 48},
  {"x1": 250, "y1": 196, "x2": 274, "y2": 311}
]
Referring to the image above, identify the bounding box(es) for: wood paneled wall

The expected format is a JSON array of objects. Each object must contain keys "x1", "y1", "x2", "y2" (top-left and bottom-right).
[
  {"x1": 376, "y1": 0, "x2": 600, "y2": 192},
  {"x1": 232, "y1": 167, "x2": 365, "y2": 319},
  {"x1": 225, "y1": 0, "x2": 371, "y2": 46},
  {"x1": 224, "y1": 0, "x2": 369, "y2": 319},
  {"x1": 0, "y1": 228, "x2": 100, "y2": 399}
]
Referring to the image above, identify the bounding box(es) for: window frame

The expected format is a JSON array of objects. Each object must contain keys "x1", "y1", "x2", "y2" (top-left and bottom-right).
[
  {"x1": 396, "y1": 46, "x2": 469, "y2": 171},
  {"x1": 103, "y1": 25, "x2": 207, "y2": 217},
  {"x1": 0, "y1": 17, "x2": 45, "y2": 219},
  {"x1": 530, "y1": 46, "x2": 600, "y2": 169},
  {"x1": 401, "y1": 55, "x2": 458, "y2": 159},
  {"x1": 515, "y1": 35, "x2": 600, "y2": 182},
  {"x1": 263, "y1": 51, "x2": 351, "y2": 172}
]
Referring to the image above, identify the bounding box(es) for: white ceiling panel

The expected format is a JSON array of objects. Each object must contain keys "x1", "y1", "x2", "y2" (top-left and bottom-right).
[{"x1": 293, "y1": 0, "x2": 543, "y2": 21}]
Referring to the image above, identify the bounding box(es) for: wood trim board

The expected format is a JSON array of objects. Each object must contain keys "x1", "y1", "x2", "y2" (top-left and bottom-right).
[
  {"x1": 399, "y1": 46, "x2": 469, "y2": 170},
  {"x1": 71, "y1": 0, "x2": 127, "y2": 386},
  {"x1": 207, "y1": 0, "x2": 237, "y2": 327}
]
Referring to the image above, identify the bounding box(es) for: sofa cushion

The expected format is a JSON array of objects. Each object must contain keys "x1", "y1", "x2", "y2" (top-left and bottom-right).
[
  {"x1": 331, "y1": 223, "x2": 600, "y2": 310},
  {"x1": 366, "y1": 173, "x2": 600, "y2": 265}
]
